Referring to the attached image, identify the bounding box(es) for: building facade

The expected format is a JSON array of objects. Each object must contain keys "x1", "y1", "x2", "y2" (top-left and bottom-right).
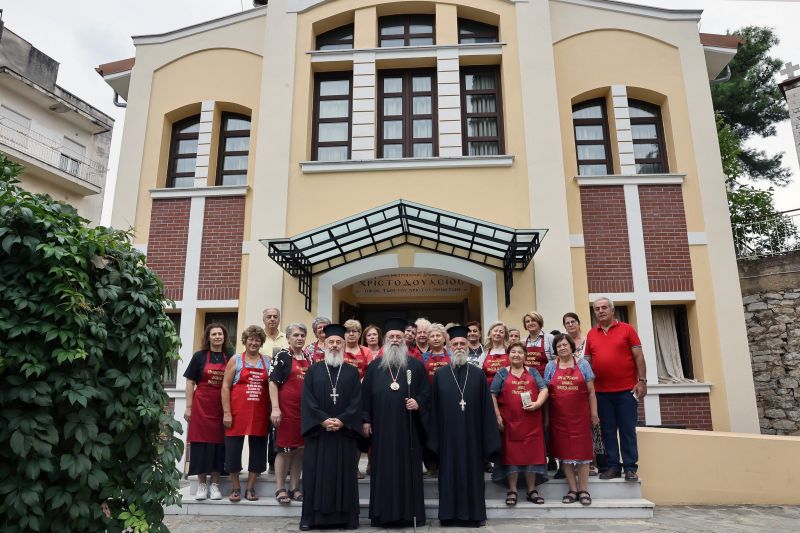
[
  {"x1": 0, "y1": 24, "x2": 114, "y2": 224},
  {"x1": 99, "y1": 0, "x2": 760, "y2": 449}
]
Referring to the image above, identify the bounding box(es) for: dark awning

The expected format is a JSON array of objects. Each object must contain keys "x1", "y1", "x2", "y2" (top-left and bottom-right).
[{"x1": 262, "y1": 199, "x2": 547, "y2": 311}]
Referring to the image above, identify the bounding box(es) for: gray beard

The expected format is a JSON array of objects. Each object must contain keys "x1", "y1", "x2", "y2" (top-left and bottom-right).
[
  {"x1": 324, "y1": 348, "x2": 344, "y2": 367},
  {"x1": 451, "y1": 349, "x2": 468, "y2": 367},
  {"x1": 380, "y1": 343, "x2": 408, "y2": 370}
]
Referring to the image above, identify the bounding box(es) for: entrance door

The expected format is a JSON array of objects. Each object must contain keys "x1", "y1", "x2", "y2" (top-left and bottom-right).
[{"x1": 356, "y1": 302, "x2": 466, "y2": 327}]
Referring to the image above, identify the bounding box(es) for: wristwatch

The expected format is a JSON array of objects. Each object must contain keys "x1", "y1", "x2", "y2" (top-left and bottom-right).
[{"x1": 638, "y1": 377, "x2": 647, "y2": 383}]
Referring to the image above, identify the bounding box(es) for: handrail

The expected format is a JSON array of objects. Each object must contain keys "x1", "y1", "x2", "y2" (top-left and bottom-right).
[{"x1": 733, "y1": 208, "x2": 800, "y2": 259}]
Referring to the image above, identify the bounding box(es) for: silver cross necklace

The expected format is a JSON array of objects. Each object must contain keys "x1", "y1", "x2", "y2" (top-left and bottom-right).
[
  {"x1": 449, "y1": 363, "x2": 468, "y2": 412},
  {"x1": 325, "y1": 362, "x2": 342, "y2": 404}
]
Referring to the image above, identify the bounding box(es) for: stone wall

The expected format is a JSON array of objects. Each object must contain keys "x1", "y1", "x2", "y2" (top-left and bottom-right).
[{"x1": 739, "y1": 251, "x2": 800, "y2": 435}]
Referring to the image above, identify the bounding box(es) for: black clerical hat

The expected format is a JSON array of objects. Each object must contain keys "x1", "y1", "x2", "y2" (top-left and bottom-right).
[
  {"x1": 447, "y1": 325, "x2": 470, "y2": 340},
  {"x1": 323, "y1": 323, "x2": 347, "y2": 339},
  {"x1": 383, "y1": 317, "x2": 408, "y2": 333}
]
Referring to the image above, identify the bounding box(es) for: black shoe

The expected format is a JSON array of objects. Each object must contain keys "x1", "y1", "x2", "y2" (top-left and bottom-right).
[
  {"x1": 624, "y1": 470, "x2": 639, "y2": 482},
  {"x1": 299, "y1": 523, "x2": 311, "y2": 531},
  {"x1": 599, "y1": 469, "x2": 621, "y2": 480},
  {"x1": 547, "y1": 459, "x2": 558, "y2": 471}
]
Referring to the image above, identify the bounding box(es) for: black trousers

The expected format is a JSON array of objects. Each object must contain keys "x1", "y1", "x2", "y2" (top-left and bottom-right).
[{"x1": 225, "y1": 435, "x2": 268, "y2": 474}]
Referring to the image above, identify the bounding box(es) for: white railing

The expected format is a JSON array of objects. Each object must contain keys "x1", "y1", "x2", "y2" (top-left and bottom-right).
[
  {"x1": 733, "y1": 208, "x2": 800, "y2": 259},
  {"x1": 0, "y1": 117, "x2": 106, "y2": 188}
]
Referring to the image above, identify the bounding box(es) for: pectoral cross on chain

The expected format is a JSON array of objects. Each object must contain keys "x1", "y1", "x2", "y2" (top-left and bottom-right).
[
  {"x1": 330, "y1": 387, "x2": 339, "y2": 405},
  {"x1": 459, "y1": 399, "x2": 466, "y2": 411}
]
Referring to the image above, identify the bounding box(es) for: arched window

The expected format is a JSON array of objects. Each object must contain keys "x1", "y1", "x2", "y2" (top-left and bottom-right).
[
  {"x1": 216, "y1": 113, "x2": 251, "y2": 186},
  {"x1": 316, "y1": 24, "x2": 354, "y2": 50},
  {"x1": 379, "y1": 15, "x2": 435, "y2": 47},
  {"x1": 629, "y1": 99, "x2": 668, "y2": 174},
  {"x1": 167, "y1": 115, "x2": 200, "y2": 188},
  {"x1": 572, "y1": 99, "x2": 612, "y2": 176},
  {"x1": 458, "y1": 19, "x2": 498, "y2": 44}
]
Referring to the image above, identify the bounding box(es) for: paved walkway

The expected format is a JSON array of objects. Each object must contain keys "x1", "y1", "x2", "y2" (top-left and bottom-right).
[{"x1": 164, "y1": 506, "x2": 800, "y2": 532}]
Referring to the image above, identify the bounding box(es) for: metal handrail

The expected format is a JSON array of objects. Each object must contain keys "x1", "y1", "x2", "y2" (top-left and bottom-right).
[
  {"x1": 0, "y1": 117, "x2": 106, "y2": 188},
  {"x1": 733, "y1": 208, "x2": 800, "y2": 259}
]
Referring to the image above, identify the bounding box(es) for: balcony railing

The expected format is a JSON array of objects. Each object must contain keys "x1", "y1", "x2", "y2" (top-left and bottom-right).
[
  {"x1": 0, "y1": 117, "x2": 106, "y2": 189},
  {"x1": 733, "y1": 208, "x2": 800, "y2": 259}
]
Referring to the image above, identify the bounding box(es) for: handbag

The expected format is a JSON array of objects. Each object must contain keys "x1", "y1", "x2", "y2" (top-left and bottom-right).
[{"x1": 591, "y1": 424, "x2": 605, "y2": 455}]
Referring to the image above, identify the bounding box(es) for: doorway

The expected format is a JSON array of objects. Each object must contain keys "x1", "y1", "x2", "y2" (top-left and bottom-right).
[{"x1": 339, "y1": 301, "x2": 468, "y2": 327}]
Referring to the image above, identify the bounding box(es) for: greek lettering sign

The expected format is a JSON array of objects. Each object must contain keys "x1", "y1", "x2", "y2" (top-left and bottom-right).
[{"x1": 352, "y1": 273, "x2": 471, "y2": 298}]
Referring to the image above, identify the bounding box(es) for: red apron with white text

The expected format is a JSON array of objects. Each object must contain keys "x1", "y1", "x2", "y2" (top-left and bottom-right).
[
  {"x1": 408, "y1": 345, "x2": 423, "y2": 361},
  {"x1": 276, "y1": 356, "x2": 310, "y2": 448},
  {"x1": 482, "y1": 352, "x2": 509, "y2": 386},
  {"x1": 344, "y1": 347, "x2": 369, "y2": 379},
  {"x1": 424, "y1": 353, "x2": 451, "y2": 383},
  {"x1": 311, "y1": 342, "x2": 325, "y2": 363},
  {"x1": 226, "y1": 354, "x2": 269, "y2": 437},
  {"x1": 525, "y1": 337, "x2": 549, "y2": 378},
  {"x1": 188, "y1": 351, "x2": 228, "y2": 443},
  {"x1": 548, "y1": 358, "x2": 593, "y2": 461},
  {"x1": 498, "y1": 369, "x2": 546, "y2": 465}
]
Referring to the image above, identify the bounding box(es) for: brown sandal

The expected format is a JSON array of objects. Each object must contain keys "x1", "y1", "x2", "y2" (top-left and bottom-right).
[
  {"x1": 245, "y1": 488, "x2": 259, "y2": 501},
  {"x1": 289, "y1": 489, "x2": 304, "y2": 502},
  {"x1": 505, "y1": 491, "x2": 518, "y2": 506},
  {"x1": 527, "y1": 490, "x2": 545, "y2": 504},
  {"x1": 274, "y1": 489, "x2": 290, "y2": 504},
  {"x1": 229, "y1": 488, "x2": 241, "y2": 502},
  {"x1": 577, "y1": 490, "x2": 592, "y2": 506},
  {"x1": 562, "y1": 491, "x2": 578, "y2": 504}
]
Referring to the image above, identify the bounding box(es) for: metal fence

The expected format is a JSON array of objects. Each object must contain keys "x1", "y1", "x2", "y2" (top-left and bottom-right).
[
  {"x1": 733, "y1": 208, "x2": 800, "y2": 259},
  {"x1": 0, "y1": 117, "x2": 106, "y2": 188}
]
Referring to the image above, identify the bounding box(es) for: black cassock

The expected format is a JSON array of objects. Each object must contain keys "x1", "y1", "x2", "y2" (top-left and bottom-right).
[
  {"x1": 301, "y1": 361, "x2": 362, "y2": 529},
  {"x1": 362, "y1": 357, "x2": 430, "y2": 527},
  {"x1": 428, "y1": 363, "x2": 501, "y2": 526}
]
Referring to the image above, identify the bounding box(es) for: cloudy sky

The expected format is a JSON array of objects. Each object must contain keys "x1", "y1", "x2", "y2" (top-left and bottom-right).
[{"x1": 1, "y1": 0, "x2": 798, "y2": 223}]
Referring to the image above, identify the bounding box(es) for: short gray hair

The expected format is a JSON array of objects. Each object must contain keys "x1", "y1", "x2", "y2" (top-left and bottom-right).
[
  {"x1": 311, "y1": 316, "x2": 331, "y2": 332},
  {"x1": 285, "y1": 322, "x2": 307, "y2": 336},
  {"x1": 592, "y1": 297, "x2": 615, "y2": 310}
]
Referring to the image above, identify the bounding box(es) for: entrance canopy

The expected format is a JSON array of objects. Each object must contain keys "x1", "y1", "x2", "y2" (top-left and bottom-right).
[{"x1": 262, "y1": 199, "x2": 547, "y2": 311}]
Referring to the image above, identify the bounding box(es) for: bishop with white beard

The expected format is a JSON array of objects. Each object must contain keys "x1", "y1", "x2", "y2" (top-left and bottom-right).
[
  {"x1": 361, "y1": 318, "x2": 430, "y2": 528},
  {"x1": 300, "y1": 324, "x2": 362, "y2": 531}
]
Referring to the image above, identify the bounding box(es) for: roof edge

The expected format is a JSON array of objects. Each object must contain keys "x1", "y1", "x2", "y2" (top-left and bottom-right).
[
  {"x1": 131, "y1": 6, "x2": 266, "y2": 46},
  {"x1": 551, "y1": 0, "x2": 702, "y2": 22}
]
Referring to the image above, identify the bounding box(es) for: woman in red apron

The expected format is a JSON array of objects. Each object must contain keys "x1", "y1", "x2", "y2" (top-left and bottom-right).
[
  {"x1": 221, "y1": 325, "x2": 270, "y2": 502},
  {"x1": 343, "y1": 319, "x2": 370, "y2": 379},
  {"x1": 269, "y1": 323, "x2": 311, "y2": 504},
  {"x1": 545, "y1": 334, "x2": 600, "y2": 506},
  {"x1": 424, "y1": 324, "x2": 451, "y2": 383},
  {"x1": 491, "y1": 342, "x2": 549, "y2": 505},
  {"x1": 482, "y1": 321, "x2": 510, "y2": 387},
  {"x1": 184, "y1": 323, "x2": 231, "y2": 501},
  {"x1": 361, "y1": 324, "x2": 383, "y2": 364},
  {"x1": 303, "y1": 317, "x2": 330, "y2": 363},
  {"x1": 522, "y1": 311, "x2": 552, "y2": 378}
]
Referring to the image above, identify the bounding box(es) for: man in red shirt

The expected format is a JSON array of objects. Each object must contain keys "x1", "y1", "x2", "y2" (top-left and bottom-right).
[{"x1": 583, "y1": 297, "x2": 647, "y2": 482}]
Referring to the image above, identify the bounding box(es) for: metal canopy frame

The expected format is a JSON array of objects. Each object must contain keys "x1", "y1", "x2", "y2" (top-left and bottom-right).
[{"x1": 262, "y1": 199, "x2": 547, "y2": 311}]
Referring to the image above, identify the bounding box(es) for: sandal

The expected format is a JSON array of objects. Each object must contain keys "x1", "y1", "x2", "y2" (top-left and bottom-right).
[
  {"x1": 229, "y1": 488, "x2": 241, "y2": 502},
  {"x1": 526, "y1": 490, "x2": 544, "y2": 505},
  {"x1": 289, "y1": 489, "x2": 304, "y2": 502},
  {"x1": 274, "y1": 489, "x2": 290, "y2": 504},
  {"x1": 505, "y1": 491, "x2": 518, "y2": 506},
  {"x1": 562, "y1": 491, "x2": 578, "y2": 504},
  {"x1": 577, "y1": 490, "x2": 592, "y2": 506},
  {"x1": 245, "y1": 488, "x2": 259, "y2": 501}
]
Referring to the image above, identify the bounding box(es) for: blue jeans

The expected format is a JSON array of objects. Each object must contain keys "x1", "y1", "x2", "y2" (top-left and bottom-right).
[{"x1": 596, "y1": 391, "x2": 639, "y2": 473}]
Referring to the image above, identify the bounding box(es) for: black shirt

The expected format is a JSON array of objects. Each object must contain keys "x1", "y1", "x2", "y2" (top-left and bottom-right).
[{"x1": 183, "y1": 350, "x2": 227, "y2": 382}]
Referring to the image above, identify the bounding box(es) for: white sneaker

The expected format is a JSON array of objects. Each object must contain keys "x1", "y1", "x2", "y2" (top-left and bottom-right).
[
  {"x1": 195, "y1": 482, "x2": 208, "y2": 500},
  {"x1": 209, "y1": 483, "x2": 222, "y2": 500}
]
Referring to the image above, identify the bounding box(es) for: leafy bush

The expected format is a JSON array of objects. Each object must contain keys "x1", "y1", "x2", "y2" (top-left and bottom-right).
[{"x1": 0, "y1": 153, "x2": 183, "y2": 532}]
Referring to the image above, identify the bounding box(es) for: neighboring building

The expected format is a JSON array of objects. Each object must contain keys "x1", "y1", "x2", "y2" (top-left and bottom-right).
[
  {"x1": 779, "y1": 61, "x2": 800, "y2": 166},
  {"x1": 0, "y1": 23, "x2": 114, "y2": 224},
  {"x1": 98, "y1": 0, "x2": 759, "y2": 448}
]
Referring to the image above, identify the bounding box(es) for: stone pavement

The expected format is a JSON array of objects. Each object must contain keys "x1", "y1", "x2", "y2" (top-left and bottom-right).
[{"x1": 164, "y1": 505, "x2": 800, "y2": 532}]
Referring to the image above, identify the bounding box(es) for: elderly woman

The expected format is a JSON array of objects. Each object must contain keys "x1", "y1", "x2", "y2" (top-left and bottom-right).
[
  {"x1": 523, "y1": 311, "x2": 554, "y2": 378},
  {"x1": 221, "y1": 325, "x2": 270, "y2": 502},
  {"x1": 343, "y1": 319, "x2": 371, "y2": 379},
  {"x1": 361, "y1": 324, "x2": 383, "y2": 364},
  {"x1": 304, "y1": 316, "x2": 331, "y2": 363},
  {"x1": 508, "y1": 328, "x2": 521, "y2": 344},
  {"x1": 544, "y1": 334, "x2": 599, "y2": 506},
  {"x1": 184, "y1": 323, "x2": 231, "y2": 501},
  {"x1": 491, "y1": 341, "x2": 549, "y2": 505},
  {"x1": 424, "y1": 323, "x2": 451, "y2": 382},
  {"x1": 482, "y1": 322, "x2": 509, "y2": 387},
  {"x1": 269, "y1": 323, "x2": 311, "y2": 504},
  {"x1": 562, "y1": 312, "x2": 587, "y2": 360}
]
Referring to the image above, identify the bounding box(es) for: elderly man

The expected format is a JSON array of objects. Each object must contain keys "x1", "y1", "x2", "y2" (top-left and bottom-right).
[
  {"x1": 262, "y1": 307, "x2": 289, "y2": 358},
  {"x1": 583, "y1": 297, "x2": 647, "y2": 482},
  {"x1": 304, "y1": 316, "x2": 331, "y2": 362},
  {"x1": 428, "y1": 325, "x2": 500, "y2": 527},
  {"x1": 362, "y1": 318, "x2": 430, "y2": 528},
  {"x1": 300, "y1": 324, "x2": 362, "y2": 530}
]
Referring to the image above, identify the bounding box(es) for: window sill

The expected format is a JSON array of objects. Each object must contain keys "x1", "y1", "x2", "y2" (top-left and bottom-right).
[
  {"x1": 300, "y1": 155, "x2": 515, "y2": 173},
  {"x1": 575, "y1": 173, "x2": 685, "y2": 186},
  {"x1": 648, "y1": 382, "x2": 711, "y2": 395},
  {"x1": 309, "y1": 42, "x2": 505, "y2": 63},
  {"x1": 149, "y1": 185, "x2": 249, "y2": 199}
]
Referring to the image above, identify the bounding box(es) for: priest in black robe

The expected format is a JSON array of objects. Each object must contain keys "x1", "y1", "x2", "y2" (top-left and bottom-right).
[
  {"x1": 300, "y1": 324, "x2": 362, "y2": 531},
  {"x1": 428, "y1": 325, "x2": 501, "y2": 527},
  {"x1": 362, "y1": 318, "x2": 430, "y2": 528}
]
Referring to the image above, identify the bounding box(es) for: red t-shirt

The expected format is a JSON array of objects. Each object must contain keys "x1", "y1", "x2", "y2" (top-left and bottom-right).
[{"x1": 583, "y1": 321, "x2": 642, "y2": 393}]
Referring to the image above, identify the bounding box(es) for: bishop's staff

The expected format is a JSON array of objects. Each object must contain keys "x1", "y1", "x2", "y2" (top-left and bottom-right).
[{"x1": 407, "y1": 368, "x2": 417, "y2": 533}]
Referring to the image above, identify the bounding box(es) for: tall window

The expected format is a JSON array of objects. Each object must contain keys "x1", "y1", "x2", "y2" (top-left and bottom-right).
[
  {"x1": 630, "y1": 99, "x2": 668, "y2": 174},
  {"x1": 378, "y1": 70, "x2": 437, "y2": 158},
  {"x1": 216, "y1": 113, "x2": 250, "y2": 186},
  {"x1": 312, "y1": 73, "x2": 352, "y2": 162},
  {"x1": 460, "y1": 67, "x2": 504, "y2": 156},
  {"x1": 167, "y1": 115, "x2": 200, "y2": 188},
  {"x1": 458, "y1": 19, "x2": 498, "y2": 43},
  {"x1": 59, "y1": 137, "x2": 85, "y2": 177},
  {"x1": 316, "y1": 24, "x2": 354, "y2": 50},
  {"x1": 572, "y1": 99, "x2": 613, "y2": 176},
  {"x1": 652, "y1": 305, "x2": 693, "y2": 381},
  {"x1": 379, "y1": 15, "x2": 435, "y2": 47}
]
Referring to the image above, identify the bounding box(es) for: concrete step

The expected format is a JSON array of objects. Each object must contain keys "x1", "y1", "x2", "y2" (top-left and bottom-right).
[{"x1": 167, "y1": 487, "x2": 654, "y2": 519}]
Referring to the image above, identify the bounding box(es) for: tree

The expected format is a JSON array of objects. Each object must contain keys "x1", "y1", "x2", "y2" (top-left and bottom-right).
[{"x1": 0, "y1": 152, "x2": 183, "y2": 532}]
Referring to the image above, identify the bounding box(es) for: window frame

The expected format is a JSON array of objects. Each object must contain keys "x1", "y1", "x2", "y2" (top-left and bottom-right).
[
  {"x1": 167, "y1": 115, "x2": 200, "y2": 188},
  {"x1": 378, "y1": 14, "x2": 436, "y2": 47},
  {"x1": 629, "y1": 99, "x2": 668, "y2": 174},
  {"x1": 572, "y1": 98, "x2": 613, "y2": 176},
  {"x1": 457, "y1": 18, "x2": 499, "y2": 44},
  {"x1": 316, "y1": 23, "x2": 354, "y2": 50},
  {"x1": 311, "y1": 72, "x2": 353, "y2": 162},
  {"x1": 460, "y1": 65, "x2": 505, "y2": 157},
  {"x1": 215, "y1": 112, "x2": 251, "y2": 187},
  {"x1": 377, "y1": 68, "x2": 439, "y2": 159}
]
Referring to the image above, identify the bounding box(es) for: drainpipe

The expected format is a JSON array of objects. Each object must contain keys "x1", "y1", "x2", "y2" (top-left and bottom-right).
[{"x1": 113, "y1": 92, "x2": 127, "y2": 108}]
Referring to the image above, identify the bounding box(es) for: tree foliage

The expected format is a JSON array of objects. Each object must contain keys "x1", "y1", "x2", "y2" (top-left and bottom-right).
[{"x1": 0, "y1": 152, "x2": 183, "y2": 532}]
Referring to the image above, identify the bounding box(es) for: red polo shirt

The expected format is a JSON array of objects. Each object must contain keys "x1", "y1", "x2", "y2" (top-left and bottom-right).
[{"x1": 584, "y1": 320, "x2": 642, "y2": 393}]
